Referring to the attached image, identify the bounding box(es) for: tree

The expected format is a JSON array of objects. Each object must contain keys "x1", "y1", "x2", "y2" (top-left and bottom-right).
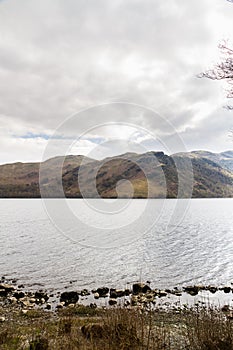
[
  {"x1": 199, "y1": 41, "x2": 233, "y2": 101},
  {"x1": 200, "y1": 0, "x2": 233, "y2": 104}
]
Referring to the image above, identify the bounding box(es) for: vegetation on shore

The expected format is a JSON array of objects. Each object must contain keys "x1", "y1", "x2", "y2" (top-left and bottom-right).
[
  {"x1": 0, "y1": 303, "x2": 233, "y2": 349},
  {"x1": 0, "y1": 150, "x2": 233, "y2": 198}
]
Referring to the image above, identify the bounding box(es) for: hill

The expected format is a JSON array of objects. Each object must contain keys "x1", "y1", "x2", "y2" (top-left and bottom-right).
[{"x1": 0, "y1": 151, "x2": 232, "y2": 198}]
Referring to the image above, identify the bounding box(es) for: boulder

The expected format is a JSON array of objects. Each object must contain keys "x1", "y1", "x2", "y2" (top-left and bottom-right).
[
  {"x1": 60, "y1": 291, "x2": 79, "y2": 305},
  {"x1": 208, "y1": 286, "x2": 217, "y2": 294},
  {"x1": 222, "y1": 305, "x2": 230, "y2": 312},
  {"x1": 132, "y1": 283, "x2": 151, "y2": 295},
  {"x1": 109, "y1": 298, "x2": 117, "y2": 306},
  {"x1": 223, "y1": 287, "x2": 231, "y2": 293},
  {"x1": 13, "y1": 291, "x2": 25, "y2": 300},
  {"x1": 183, "y1": 286, "x2": 199, "y2": 296},
  {"x1": 0, "y1": 284, "x2": 15, "y2": 297},
  {"x1": 45, "y1": 303, "x2": 51, "y2": 310},
  {"x1": 0, "y1": 289, "x2": 8, "y2": 298},
  {"x1": 35, "y1": 291, "x2": 49, "y2": 302},
  {"x1": 56, "y1": 302, "x2": 65, "y2": 309},
  {"x1": 96, "y1": 287, "x2": 109, "y2": 297},
  {"x1": 158, "y1": 290, "x2": 167, "y2": 297},
  {"x1": 110, "y1": 289, "x2": 126, "y2": 299},
  {"x1": 18, "y1": 284, "x2": 25, "y2": 289},
  {"x1": 173, "y1": 290, "x2": 182, "y2": 296}
]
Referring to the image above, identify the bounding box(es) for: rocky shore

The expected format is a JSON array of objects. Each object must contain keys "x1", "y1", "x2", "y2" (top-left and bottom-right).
[
  {"x1": 1, "y1": 279, "x2": 233, "y2": 349},
  {"x1": 1, "y1": 277, "x2": 233, "y2": 315}
]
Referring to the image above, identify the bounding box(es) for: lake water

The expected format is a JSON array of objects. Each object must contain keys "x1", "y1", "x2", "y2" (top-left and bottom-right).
[{"x1": 0, "y1": 199, "x2": 233, "y2": 294}]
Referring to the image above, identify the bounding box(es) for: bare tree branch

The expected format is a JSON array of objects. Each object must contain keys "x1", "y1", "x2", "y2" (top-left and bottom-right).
[{"x1": 199, "y1": 41, "x2": 233, "y2": 99}]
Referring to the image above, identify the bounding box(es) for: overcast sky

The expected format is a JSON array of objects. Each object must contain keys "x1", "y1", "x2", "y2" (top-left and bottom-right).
[{"x1": 0, "y1": 0, "x2": 233, "y2": 164}]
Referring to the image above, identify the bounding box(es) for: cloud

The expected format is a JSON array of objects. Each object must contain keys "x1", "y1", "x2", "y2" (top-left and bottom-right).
[{"x1": 0, "y1": 0, "x2": 233, "y2": 163}]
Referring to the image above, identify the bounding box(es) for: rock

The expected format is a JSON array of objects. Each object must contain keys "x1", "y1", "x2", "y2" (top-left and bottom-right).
[
  {"x1": 124, "y1": 289, "x2": 130, "y2": 296},
  {"x1": 158, "y1": 290, "x2": 167, "y2": 297},
  {"x1": 45, "y1": 303, "x2": 51, "y2": 310},
  {"x1": 80, "y1": 289, "x2": 90, "y2": 296},
  {"x1": 29, "y1": 298, "x2": 36, "y2": 304},
  {"x1": 68, "y1": 303, "x2": 75, "y2": 308},
  {"x1": 90, "y1": 303, "x2": 97, "y2": 308},
  {"x1": 124, "y1": 300, "x2": 130, "y2": 307},
  {"x1": 18, "y1": 284, "x2": 24, "y2": 289},
  {"x1": 13, "y1": 291, "x2": 25, "y2": 300},
  {"x1": 131, "y1": 295, "x2": 138, "y2": 306},
  {"x1": 96, "y1": 287, "x2": 109, "y2": 297},
  {"x1": 145, "y1": 293, "x2": 154, "y2": 302},
  {"x1": 35, "y1": 291, "x2": 49, "y2": 302},
  {"x1": 183, "y1": 286, "x2": 199, "y2": 296},
  {"x1": 223, "y1": 287, "x2": 231, "y2": 293},
  {"x1": 0, "y1": 283, "x2": 15, "y2": 291},
  {"x1": 60, "y1": 291, "x2": 79, "y2": 305},
  {"x1": 109, "y1": 298, "x2": 117, "y2": 306},
  {"x1": 0, "y1": 317, "x2": 5, "y2": 322},
  {"x1": 94, "y1": 292, "x2": 99, "y2": 299},
  {"x1": 165, "y1": 289, "x2": 172, "y2": 294},
  {"x1": 222, "y1": 305, "x2": 230, "y2": 312},
  {"x1": 35, "y1": 297, "x2": 46, "y2": 305},
  {"x1": 0, "y1": 291, "x2": 8, "y2": 298},
  {"x1": 208, "y1": 286, "x2": 217, "y2": 294},
  {"x1": 20, "y1": 298, "x2": 34, "y2": 308},
  {"x1": 8, "y1": 297, "x2": 17, "y2": 304},
  {"x1": 22, "y1": 309, "x2": 28, "y2": 315},
  {"x1": 110, "y1": 289, "x2": 126, "y2": 299},
  {"x1": 56, "y1": 303, "x2": 64, "y2": 309},
  {"x1": 132, "y1": 283, "x2": 151, "y2": 295},
  {"x1": 227, "y1": 311, "x2": 233, "y2": 320},
  {"x1": 0, "y1": 284, "x2": 15, "y2": 297}
]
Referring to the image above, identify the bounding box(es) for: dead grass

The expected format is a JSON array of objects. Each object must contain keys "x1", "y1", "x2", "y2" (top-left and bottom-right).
[{"x1": 0, "y1": 305, "x2": 232, "y2": 349}]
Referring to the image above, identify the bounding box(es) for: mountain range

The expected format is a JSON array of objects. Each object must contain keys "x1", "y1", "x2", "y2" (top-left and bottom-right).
[{"x1": 0, "y1": 150, "x2": 232, "y2": 198}]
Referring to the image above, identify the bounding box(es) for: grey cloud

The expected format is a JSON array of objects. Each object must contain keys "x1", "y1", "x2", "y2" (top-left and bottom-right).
[{"x1": 0, "y1": 0, "x2": 232, "y2": 162}]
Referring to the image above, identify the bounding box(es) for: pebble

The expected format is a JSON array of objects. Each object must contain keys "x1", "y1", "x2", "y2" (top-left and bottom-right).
[{"x1": 94, "y1": 292, "x2": 99, "y2": 299}]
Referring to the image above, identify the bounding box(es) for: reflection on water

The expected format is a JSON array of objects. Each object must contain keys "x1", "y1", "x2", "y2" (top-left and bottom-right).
[{"x1": 0, "y1": 199, "x2": 232, "y2": 292}]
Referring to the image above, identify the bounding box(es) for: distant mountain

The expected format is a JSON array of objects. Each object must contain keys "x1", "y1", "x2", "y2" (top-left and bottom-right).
[
  {"x1": 174, "y1": 150, "x2": 233, "y2": 172},
  {"x1": 0, "y1": 151, "x2": 232, "y2": 198}
]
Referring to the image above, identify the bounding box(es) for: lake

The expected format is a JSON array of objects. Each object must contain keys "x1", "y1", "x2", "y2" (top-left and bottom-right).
[{"x1": 0, "y1": 199, "x2": 233, "y2": 294}]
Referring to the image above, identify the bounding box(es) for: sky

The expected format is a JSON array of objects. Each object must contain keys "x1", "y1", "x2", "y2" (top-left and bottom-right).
[{"x1": 0, "y1": 0, "x2": 233, "y2": 164}]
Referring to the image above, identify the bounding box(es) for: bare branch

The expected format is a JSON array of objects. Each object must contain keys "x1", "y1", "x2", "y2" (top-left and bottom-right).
[{"x1": 199, "y1": 41, "x2": 233, "y2": 99}]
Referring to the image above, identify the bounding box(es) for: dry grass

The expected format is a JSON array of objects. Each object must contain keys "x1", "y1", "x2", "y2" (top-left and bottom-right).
[
  {"x1": 184, "y1": 306, "x2": 233, "y2": 350},
  {"x1": 0, "y1": 305, "x2": 232, "y2": 349}
]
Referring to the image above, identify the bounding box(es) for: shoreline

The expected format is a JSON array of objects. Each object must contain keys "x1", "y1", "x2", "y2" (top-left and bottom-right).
[
  {"x1": 1, "y1": 279, "x2": 233, "y2": 312},
  {"x1": 1, "y1": 280, "x2": 233, "y2": 349},
  {"x1": 1, "y1": 285, "x2": 233, "y2": 350}
]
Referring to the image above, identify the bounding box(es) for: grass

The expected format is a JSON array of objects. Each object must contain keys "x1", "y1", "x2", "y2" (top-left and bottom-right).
[{"x1": 0, "y1": 304, "x2": 233, "y2": 349}]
